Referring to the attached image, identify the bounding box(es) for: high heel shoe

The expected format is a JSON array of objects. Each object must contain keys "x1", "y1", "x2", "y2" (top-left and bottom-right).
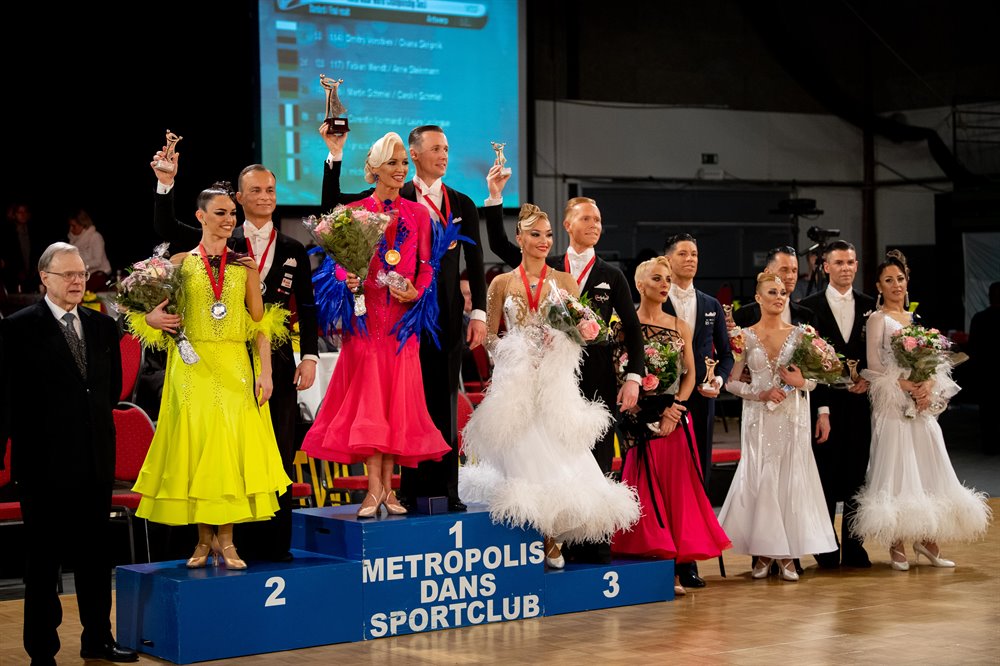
[
  {"x1": 357, "y1": 490, "x2": 385, "y2": 519},
  {"x1": 220, "y1": 544, "x2": 247, "y2": 570},
  {"x1": 544, "y1": 537, "x2": 565, "y2": 569},
  {"x1": 779, "y1": 559, "x2": 799, "y2": 582},
  {"x1": 889, "y1": 546, "x2": 910, "y2": 571},
  {"x1": 913, "y1": 542, "x2": 955, "y2": 568},
  {"x1": 752, "y1": 557, "x2": 772, "y2": 579},
  {"x1": 186, "y1": 543, "x2": 213, "y2": 569},
  {"x1": 673, "y1": 576, "x2": 687, "y2": 596},
  {"x1": 383, "y1": 490, "x2": 408, "y2": 515}
]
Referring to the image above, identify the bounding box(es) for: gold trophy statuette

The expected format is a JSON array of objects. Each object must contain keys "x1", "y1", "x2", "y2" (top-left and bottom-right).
[
  {"x1": 846, "y1": 359, "x2": 860, "y2": 383},
  {"x1": 321, "y1": 74, "x2": 349, "y2": 135},
  {"x1": 154, "y1": 130, "x2": 183, "y2": 174},
  {"x1": 702, "y1": 357, "x2": 719, "y2": 389},
  {"x1": 491, "y1": 141, "x2": 512, "y2": 176}
]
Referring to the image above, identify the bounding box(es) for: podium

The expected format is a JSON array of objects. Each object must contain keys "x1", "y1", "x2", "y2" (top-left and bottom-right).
[{"x1": 117, "y1": 505, "x2": 674, "y2": 662}]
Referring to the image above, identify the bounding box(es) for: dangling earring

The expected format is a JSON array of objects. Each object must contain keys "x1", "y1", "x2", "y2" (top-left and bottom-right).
[
  {"x1": 373, "y1": 174, "x2": 379, "y2": 182},
  {"x1": 876, "y1": 292, "x2": 883, "y2": 308},
  {"x1": 904, "y1": 291, "x2": 910, "y2": 310}
]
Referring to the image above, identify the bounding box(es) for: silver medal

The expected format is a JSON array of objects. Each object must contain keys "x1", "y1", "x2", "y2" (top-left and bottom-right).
[{"x1": 210, "y1": 301, "x2": 228, "y2": 320}]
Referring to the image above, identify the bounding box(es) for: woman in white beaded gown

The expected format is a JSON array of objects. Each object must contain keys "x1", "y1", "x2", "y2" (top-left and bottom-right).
[
  {"x1": 718, "y1": 272, "x2": 837, "y2": 581},
  {"x1": 851, "y1": 250, "x2": 990, "y2": 571},
  {"x1": 460, "y1": 204, "x2": 639, "y2": 568}
]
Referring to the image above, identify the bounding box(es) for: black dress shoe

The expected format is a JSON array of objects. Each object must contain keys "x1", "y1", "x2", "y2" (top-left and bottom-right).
[
  {"x1": 447, "y1": 498, "x2": 467, "y2": 512},
  {"x1": 677, "y1": 572, "x2": 706, "y2": 588},
  {"x1": 80, "y1": 640, "x2": 138, "y2": 662},
  {"x1": 841, "y1": 555, "x2": 872, "y2": 568},
  {"x1": 266, "y1": 551, "x2": 294, "y2": 563},
  {"x1": 814, "y1": 552, "x2": 841, "y2": 569}
]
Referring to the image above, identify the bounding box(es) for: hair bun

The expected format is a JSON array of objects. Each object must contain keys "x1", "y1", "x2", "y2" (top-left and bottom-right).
[
  {"x1": 757, "y1": 271, "x2": 782, "y2": 285},
  {"x1": 518, "y1": 203, "x2": 542, "y2": 222},
  {"x1": 210, "y1": 180, "x2": 235, "y2": 196},
  {"x1": 885, "y1": 248, "x2": 908, "y2": 268}
]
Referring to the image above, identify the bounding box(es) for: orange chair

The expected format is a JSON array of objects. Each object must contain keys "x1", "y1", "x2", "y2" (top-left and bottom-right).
[
  {"x1": 111, "y1": 403, "x2": 155, "y2": 562},
  {"x1": 463, "y1": 344, "x2": 492, "y2": 393},
  {"x1": 119, "y1": 333, "x2": 143, "y2": 403}
]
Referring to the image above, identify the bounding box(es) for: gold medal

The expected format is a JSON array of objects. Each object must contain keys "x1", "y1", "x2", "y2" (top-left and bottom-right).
[
  {"x1": 384, "y1": 249, "x2": 401, "y2": 266},
  {"x1": 448, "y1": 240, "x2": 458, "y2": 250}
]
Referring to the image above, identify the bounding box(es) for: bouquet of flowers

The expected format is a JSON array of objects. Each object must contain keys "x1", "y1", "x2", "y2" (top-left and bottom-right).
[
  {"x1": 303, "y1": 204, "x2": 396, "y2": 317},
  {"x1": 724, "y1": 306, "x2": 746, "y2": 361},
  {"x1": 890, "y1": 324, "x2": 953, "y2": 382},
  {"x1": 115, "y1": 243, "x2": 199, "y2": 364},
  {"x1": 542, "y1": 285, "x2": 609, "y2": 345},
  {"x1": 619, "y1": 338, "x2": 683, "y2": 396},
  {"x1": 789, "y1": 324, "x2": 844, "y2": 384}
]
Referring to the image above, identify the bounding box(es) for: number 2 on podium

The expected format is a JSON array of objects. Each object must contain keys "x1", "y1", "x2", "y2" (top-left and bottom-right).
[{"x1": 265, "y1": 576, "x2": 287, "y2": 607}]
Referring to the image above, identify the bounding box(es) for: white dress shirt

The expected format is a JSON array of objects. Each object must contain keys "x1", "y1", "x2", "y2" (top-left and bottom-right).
[
  {"x1": 781, "y1": 301, "x2": 792, "y2": 325},
  {"x1": 565, "y1": 246, "x2": 596, "y2": 288},
  {"x1": 244, "y1": 221, "x2": 277, "y2": 281},
  {"x1": 45, "y1": 295, "x2": 83, "y2": 340},
  {"x1": 669, "y1": 283, "x2": 698, "y2": 331},
  {"x1": 68, "y1": 226, "x2": 112, "y2": 275},
  {"x1": 825, "y1": 284, "x2": 855, "y2": 341}
]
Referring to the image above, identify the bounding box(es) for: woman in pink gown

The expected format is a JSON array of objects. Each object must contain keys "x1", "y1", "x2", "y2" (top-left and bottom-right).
[
  {"x1": 611, "y1": 256, "x2": 731, "y2": 594},
  {"x1": 302, "y1": 132, "x2": 450, "y2": 517}
]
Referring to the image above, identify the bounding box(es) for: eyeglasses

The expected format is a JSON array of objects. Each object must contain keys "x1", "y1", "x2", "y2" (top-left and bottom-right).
[{"x1": 45, "y1": 270, "x2": 91, "y2": 282}]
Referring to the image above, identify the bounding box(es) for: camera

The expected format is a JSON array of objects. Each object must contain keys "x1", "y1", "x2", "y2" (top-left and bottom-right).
[{"x1": 806, "y1": 226, "x2": 841, "y2": 243}]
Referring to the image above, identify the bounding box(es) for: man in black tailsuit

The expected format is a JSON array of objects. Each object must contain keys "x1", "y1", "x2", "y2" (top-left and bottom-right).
[
  {"x1": 660, "y1": 233, "x2": 735, "y2": 587},
  {"x1": 483, "y1": 167, "x2": 644, "y2": 563},
  {"x1": 151, "y1": 150, "x2": 319, "y2": 561},
  {"x1": 1, "y1": 243, "x2": 137, "y2": 664},
  {"x1": 320, "y1": 125, "x2": 488, "y2": 512},
  {"x1": 800, "y1": 240, "x2": 875, "y2": 568}
]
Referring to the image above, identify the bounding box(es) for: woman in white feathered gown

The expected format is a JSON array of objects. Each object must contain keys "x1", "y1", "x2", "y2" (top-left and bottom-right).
[
  {"x1": 851, "y1": 251, "x2": 991, "y2": 571},
  {"x1": 459, "y1": 204, "x2": 639, "y2": 568}
]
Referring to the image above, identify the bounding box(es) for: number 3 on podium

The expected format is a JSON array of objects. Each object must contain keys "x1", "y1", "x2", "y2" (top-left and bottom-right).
[{"x1": 603, "y1": 571, "x2": 619, "y2": 598}]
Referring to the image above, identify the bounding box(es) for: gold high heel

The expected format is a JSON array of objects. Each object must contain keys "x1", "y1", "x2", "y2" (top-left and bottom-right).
[
  {"x1": 544, "y1": 537, "x2": 564, "y2": 569},
  {"x1": 383, "y1": 490, "x2": 408, "y2": 515},
  {"x1": 357, "y1": 490, "x2": 385, "y2": 519},
  {"x1": 220, "y1": 544, "x2": 247, "y2": 570},
  {"x1": 186, "y1": 543, "x2": 213, "y2": 569}
]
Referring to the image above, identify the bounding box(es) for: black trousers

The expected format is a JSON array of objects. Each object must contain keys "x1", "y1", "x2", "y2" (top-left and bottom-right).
[
  {"x1": 812, "y1": 391, "x2": 871, "y2": 559},
  {"x1": 686, "y1": 391, "x2": 716, "y2": 490},
  {"x1": 400, "y1": 339, "x2": 462, "y2": 501},
  {"x1": 20, "y1": 483, "x2": 113, "y2": 661},
  {"x1": 237, "y1": 345, "x2": 297, "y2": 559}
]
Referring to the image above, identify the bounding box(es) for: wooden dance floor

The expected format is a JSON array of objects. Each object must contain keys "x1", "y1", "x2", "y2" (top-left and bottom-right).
[{"x1": 1, "y1": 499, "x2": 997, "y2": 665}]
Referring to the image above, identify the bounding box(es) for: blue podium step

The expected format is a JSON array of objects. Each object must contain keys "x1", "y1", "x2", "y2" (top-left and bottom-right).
[
  {"x1": 115, "y1": 550, "x2": 361, "y2": 664},
  {"x1": 543, "y1": 558, "x2": 675, "y2": 616},
  {"x1": 292, "y1": 504, "x2": 546, "y2": 638}
]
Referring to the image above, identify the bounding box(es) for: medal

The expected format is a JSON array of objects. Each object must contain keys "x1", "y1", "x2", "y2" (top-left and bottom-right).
[
  {"x1": 199, "y1": 243, "x2": 228, "y2": 319},
  {"x1": 519, "y1": 264, "x2": 548, "y2": 312},
  {"x1": 260, "y1": 280, "x2": 267, "y2": 295},
  {"x1": 448, "y1": 240, "x2": 458, "y2": 250},
  {"x1": 384, "y1": 249, "x2": 401, "y2": 265}
]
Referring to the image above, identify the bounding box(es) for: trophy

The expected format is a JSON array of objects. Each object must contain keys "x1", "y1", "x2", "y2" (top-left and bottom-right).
[
  {"x1": 701, "y1": 357, "x2": 719, "y2": 390},
  {"x1": 321, "y1": 74, "x2": 349, "y2": 135},
  {"x1": 846, "y1": 359, "x2": 860, "y2": 383},
  {"x1": 154, "y1": 130, "x2": 183, "y2": 174},
  {"x1": 491, "y1": 141, "x2": 512, "y2": 176}
]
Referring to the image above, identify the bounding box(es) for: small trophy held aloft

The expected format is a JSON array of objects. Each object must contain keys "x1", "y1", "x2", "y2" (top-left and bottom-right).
[
  {"x1": 154, "y1": 130, "x2": 183, "y2": 174},
  {"x1": 701, "y1": 357, "x2": 719, "y2": 390},
  {"x1": 491, "y1": 141, "x2": 512, "y2": 176},
  {"x1": 321, "y1": 74, "x2": 349, "y2": 136}
]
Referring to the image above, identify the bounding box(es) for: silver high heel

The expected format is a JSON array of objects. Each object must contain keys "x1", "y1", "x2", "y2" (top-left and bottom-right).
[
  {"x1": 779, "y1": 559, "x2": 799, "y2": 582},
  {"x1": 913, "y1": 542, "x2": 955, "y2": 568},
  {"x1": 752, "y1": 557, "x2": 772, "y2": 579},
  {"x1": 889, "y1": 546, "x2": 910, "y2": 571}
]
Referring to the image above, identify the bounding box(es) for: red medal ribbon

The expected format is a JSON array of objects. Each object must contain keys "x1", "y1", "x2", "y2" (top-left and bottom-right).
[
  {"x1": 245, "y1": 228, "x2": 276, "y2": 275},
  {"x1": 519, "y1": 264, "x2": 548, "y2": 312},
  {"x1": 377, "y1": 197, "x2": 400, "y2": 256},
  {"x1": 198, "y1": 243, "x2": 227, "y2": 302},
  {"x1": 414, "y1": 182, "x2": 451, "y2": 226},
  {"x1": 564, "y1": 253, "x2": 597, "y2": 287}
]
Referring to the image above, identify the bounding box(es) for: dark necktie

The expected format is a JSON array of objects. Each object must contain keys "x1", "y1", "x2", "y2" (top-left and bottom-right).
[{"x1": 60, "y1": 312, "x2": 87, "y2": 378}]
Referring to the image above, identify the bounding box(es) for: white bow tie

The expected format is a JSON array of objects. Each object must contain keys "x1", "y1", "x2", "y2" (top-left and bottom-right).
[
  {"x1": 417, "y1": 179, "x2": 442, "y2": 199},
  {"x1": 672, "y1": 286, "x2": 696, "y2": 301},
  {"x1": 246, "y1": 226, "x2": 272, "y2": 241},
  {"x1": 831, "y1": 292, "x2": 852, "y2": 303}
]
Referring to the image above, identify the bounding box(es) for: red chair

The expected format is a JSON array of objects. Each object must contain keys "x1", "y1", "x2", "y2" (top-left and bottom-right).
[
  {"x1": 463, "y1": 345, "x2": 492, "y2": 393},
  {"x1": 111, "y1": 403, "x2": 155, "y2": 562},
  {"x1": 0, "y1": 441, "x2": 22, "y2": 523},
  {"x1": 456, "y1": 392, "x2": 474, "y2": 455},
  {"x1": 119, "y1": 334, "x2": 143, "y2": 403}
]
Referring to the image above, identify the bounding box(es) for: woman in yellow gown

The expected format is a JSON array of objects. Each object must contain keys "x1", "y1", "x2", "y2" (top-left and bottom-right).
[{"x1": 128, "y1": 182, "x2": 291, "y2": 569}]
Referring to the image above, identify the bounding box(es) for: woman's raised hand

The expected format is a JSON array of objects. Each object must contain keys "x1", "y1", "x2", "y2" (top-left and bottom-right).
[{"x1": 150, "y1": 145, "x2": 179, "y2": 186}]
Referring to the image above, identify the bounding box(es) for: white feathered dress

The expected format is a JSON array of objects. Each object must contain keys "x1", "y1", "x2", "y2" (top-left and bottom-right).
[
  {"x1": 459, "y1": 269, "x2": 639, "y2": 544},
  {"x1": 851, "y1": 311, "x2": 991, "y2": 546}
]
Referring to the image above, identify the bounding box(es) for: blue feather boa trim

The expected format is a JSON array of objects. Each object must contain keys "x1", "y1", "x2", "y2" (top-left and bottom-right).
[{"x1": 310, "y1": 249, "x2": 367, "y2": 337}]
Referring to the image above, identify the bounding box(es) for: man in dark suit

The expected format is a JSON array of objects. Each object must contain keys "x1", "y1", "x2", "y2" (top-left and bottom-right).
[
  {"x1": 483, "y1": 175, "x2": 645, "y2": 564},
  {"x1": 320, "y1": 125, "x2": 488, "y2": 511},
  {"x1": 800, "y1": 240, "x2": 876, "y2": 568},
  {"x1": 733, "y1": 246, "x2": 815, "y2": 329},
  {"x1": 1, "y1": 243, "x2": 137, "y2": 665},
  {"x1": 150, "y1": 151, "x2": 319, "y2": 560}
]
